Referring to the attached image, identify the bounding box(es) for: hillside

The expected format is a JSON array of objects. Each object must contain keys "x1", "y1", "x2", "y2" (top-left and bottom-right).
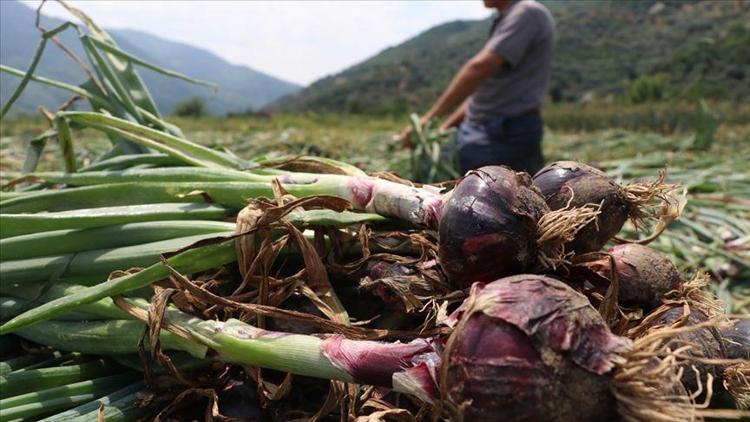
[
  {"x1": 0, "y1": 0, "x2": 300, "y2": 116},
  {"x1": 272, "y1": 0, "x2": 750, "y2": 114}
]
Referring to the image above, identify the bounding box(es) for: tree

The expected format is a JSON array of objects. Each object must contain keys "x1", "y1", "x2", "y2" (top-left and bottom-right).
[
  {"x1": 627, "y1": 74, "x2": 668, "y2": 104},
  {"x1": 174, "y1": 97, "x2": 205, "y2": 117}
]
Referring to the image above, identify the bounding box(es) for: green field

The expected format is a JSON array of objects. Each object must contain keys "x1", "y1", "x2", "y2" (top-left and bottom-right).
[{"x1": 3, "y1": 101, "x2": 749, "y2": 178}]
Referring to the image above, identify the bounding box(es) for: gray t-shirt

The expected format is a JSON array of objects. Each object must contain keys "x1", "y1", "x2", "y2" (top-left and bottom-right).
[{"x1": 466, "y1": 0, "x2": 556, "y2": 122}]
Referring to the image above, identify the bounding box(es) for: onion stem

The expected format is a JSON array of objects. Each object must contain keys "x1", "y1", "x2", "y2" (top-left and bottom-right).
[
  {"x1": 38, "y1": 381, "x2": 147, "y2": 422},
  {"x1": 0, "y1": 203, "x2": 231, "y2": 239},
  {"x1": 118, "y1": 298, "x2": 439, "y2": 402},
  {"x1": 15, "y1": 319, "x2": 207, "y2": 357},
  {"x1": 0, "y1": 360, "x2": 122, "y2": 399},
  {"x1": 0, "y1": 220, "x2": 235, "y2": 261},
  {"x1": 0, "y1": 373, "x2": 137, "y2": 421},
  {"x1": 0, "y1": 232, "x2": 235, "y2": 285},
  {"x1": 0, "y1": 240, "x2": 237, "y2": 334}
]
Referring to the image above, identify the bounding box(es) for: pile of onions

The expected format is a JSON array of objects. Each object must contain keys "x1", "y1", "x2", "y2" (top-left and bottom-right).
[{"x1": 130, "y1": 274, "x2": 701, "y2": 421}]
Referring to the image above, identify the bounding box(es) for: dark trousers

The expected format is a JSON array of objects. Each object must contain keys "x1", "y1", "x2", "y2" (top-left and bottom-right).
[{"x1": 456, "y1": 113, "x2": 545, "y2": 175}]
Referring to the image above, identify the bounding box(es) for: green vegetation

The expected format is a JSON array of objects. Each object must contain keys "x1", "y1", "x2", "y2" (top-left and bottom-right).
[
  {"x1": 274, "y1": 1, "x2": 750, "y2": 114},
  {"x1": 4, "y1": 1, "x2": 747, "y2": 117},
  {"x1": 661, "y1": 22, "x2": 750, "y2": 101},
  {"x1": 627, "y1": 74, "x2": 668, "y2": 104},
  {"x1": 3, "y1": 102, "x2": 748, "y2": 183},
  {"x1": 541, "y1": 101, "x2": 749, "y2": 135},
  {"x1": 173, "y1": 97, "x2": 206, "y2": 118}
]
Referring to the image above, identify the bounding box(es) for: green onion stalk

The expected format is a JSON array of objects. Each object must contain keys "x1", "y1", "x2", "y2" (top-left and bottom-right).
[
  {"x1": 0, "y1": 220, "x2": 235, "y2": 260},
  {"x1": 0, "y1": 353, "x2": 63, "y2": 376},
  {"x1": 4, "y1": 170, "x2": 445, "y2": 228},
  {"x1": 14, "y1": 319, "x2": 207, "y2": 358},
  {"x1": 38, "y1": 381, "x2": 150, "y2": 422},
  {"x1": 0, "y1": 373, "x2": 138, "y2": 422},
  {"x1": 0, "y1": 352, "x2": 76, "y2": 375},
  {"x1": 0, "y1": 232, "x2": 235, "y2": 285},
  {"x1": 0, "y1": 203, "x2": 231, "y2": 239},
  {"x1": 0, "y1": 360, "x2": 123, "y2": 399},
  {"x1": 30, "y1": 167, "x2": 314, "y2": 185},
  {"x1": 118, "y1": 297, "x2": 441, "y2": 403},
  {"x1": 79, "y1": 153, "x2": 184, "y2": 172},
  {"x1": 1, "y1": 282, "x2": 131, "y2": 321}
]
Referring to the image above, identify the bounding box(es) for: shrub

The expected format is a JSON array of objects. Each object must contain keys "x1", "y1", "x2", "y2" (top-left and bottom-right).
[
  {"x1": 173, "y1": 97, "x2": 205, "y2": 118},
  {"x1": 627, "y1": 74, "x2": 668, "y2": 104}
]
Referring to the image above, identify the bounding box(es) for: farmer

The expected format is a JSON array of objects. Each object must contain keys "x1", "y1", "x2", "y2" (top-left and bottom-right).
[{"x1": 398, "y1": 0, "x2": 556, "y2": 175}]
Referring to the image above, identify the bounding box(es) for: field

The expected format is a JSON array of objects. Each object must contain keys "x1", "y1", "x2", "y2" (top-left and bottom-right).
[{"x1": 3, "y1": 101, "x2": 749, "y2": 176}]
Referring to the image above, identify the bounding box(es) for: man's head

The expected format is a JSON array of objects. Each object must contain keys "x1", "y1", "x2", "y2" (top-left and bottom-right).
[{"x1": 483, "y1": 0, "x2": 512, "y2": 11}]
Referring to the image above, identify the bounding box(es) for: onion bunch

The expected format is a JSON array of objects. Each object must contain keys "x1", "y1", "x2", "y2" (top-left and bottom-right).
[
  {"x1": 438, "y1": 166, "x2": 598, "y2": 289},
  {"x1": 532, "y1": 161, "x2": 676, "y2": 253},
  {"x1": 117, "y1": 274, "x2": 710, "y2": 421}
]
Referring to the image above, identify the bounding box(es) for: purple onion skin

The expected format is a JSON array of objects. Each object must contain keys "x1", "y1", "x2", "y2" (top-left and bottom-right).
[
  {"x1": 532, "y1": 161, "x2": 628, "y2": 253},
  {"x1": 322, "y1": 335, "x2": 439, "y2": 391},
  {"x1": 721, "y1": 319, "x2": 750, "y2": 360},
  {"x1": 438, "y1": 167, "x2": 549, "y2": 289},
  {"x1": 647, "y1": 307, "x2": 726, "y2": 392},
  {"x1": 589, "y1": 244, "x2": 683, "y2": 310},
  {"x1": 444, "y1": 275, "x2": 630, "y2": 421},
  {"x1": 365, "y1": 260, "x2": 414, "y2": 279}
]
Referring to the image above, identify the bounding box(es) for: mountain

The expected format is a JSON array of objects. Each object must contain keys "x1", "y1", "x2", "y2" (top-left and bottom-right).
[
  {"x1": 0, "y1": 0, "x2": 300, "y2": 116},
  {"x1": 272, "y1": 0, "x2": 750, "y2": 114}
]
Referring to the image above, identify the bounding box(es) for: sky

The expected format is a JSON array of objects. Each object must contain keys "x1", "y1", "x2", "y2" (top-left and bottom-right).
[{"x1": 27, "y1": 1, "x2": 493, "y2": 86}]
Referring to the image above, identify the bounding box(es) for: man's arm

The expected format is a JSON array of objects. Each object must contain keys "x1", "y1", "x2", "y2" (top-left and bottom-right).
[
  {"x1": 399, "y1": 50, "x2": 503, "y2": 147},
  {"x1": 440, "y1": 99, "x2": 469, "y2": 131},
  {"x1": 423, "y1": 49, "x2": 503, "y2": 122}
]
